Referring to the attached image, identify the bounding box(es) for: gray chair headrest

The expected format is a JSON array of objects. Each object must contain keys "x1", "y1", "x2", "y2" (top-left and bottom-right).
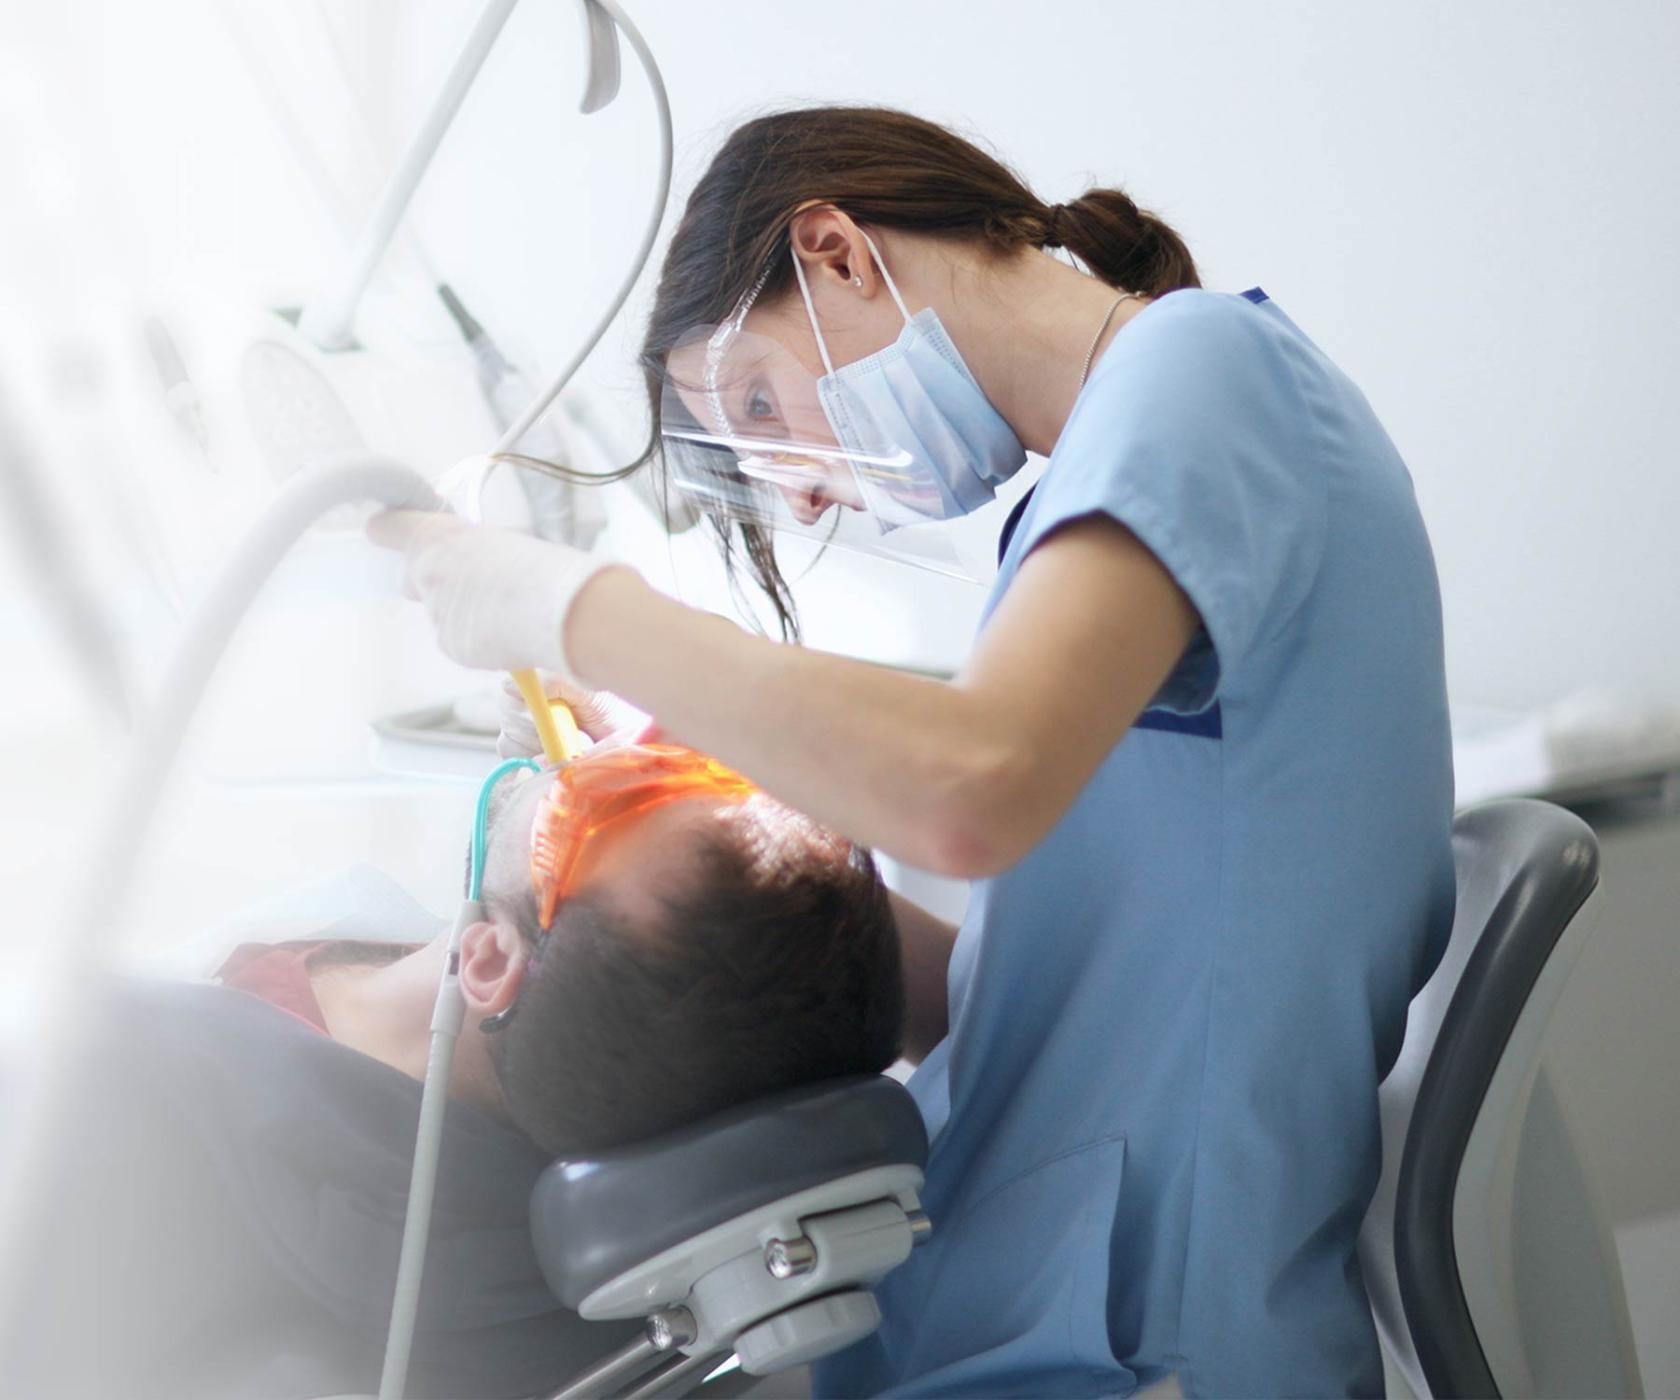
[{"x1": 530, "y1": 1075, "x2": 927, "y2": 1309}]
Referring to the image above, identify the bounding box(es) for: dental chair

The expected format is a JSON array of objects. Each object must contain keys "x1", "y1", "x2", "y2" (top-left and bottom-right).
[
  {"x1": 1360, "y1": 798, "x2": 1644, "y2": 1397},
  {"x1": 529, "y1": 1073, "x2": 930, "y2": 1398}
]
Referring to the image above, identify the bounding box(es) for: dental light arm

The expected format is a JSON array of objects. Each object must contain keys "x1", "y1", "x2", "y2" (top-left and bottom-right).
[
  {"x1": 297, "y1": 0, "x2": 674, "y2": 469},
  {"x1": 298, "y1": 0, "x2": 521, "y2": 353},
  {"x1": 489, "y1": 0, "x2": 672, "y2": 459}
]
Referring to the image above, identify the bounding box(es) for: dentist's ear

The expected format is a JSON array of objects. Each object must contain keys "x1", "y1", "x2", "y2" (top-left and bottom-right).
[
  {"x1": 459, "y1": 919, "x2": 529, "y2": 1019},
  {"x1": 788, "y1": 204, "x2": 880, "y2": 296}
]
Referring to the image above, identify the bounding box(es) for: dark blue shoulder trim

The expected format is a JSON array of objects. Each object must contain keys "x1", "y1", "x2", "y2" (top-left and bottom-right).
[
  {"x1": 996, "y1": 488, "x2": 1223, "y2": 741},
  {"x1": 1134, "y1": 705, "x2": 1222, "y2": 739},
  {"x1": 1240, "y1": 286, "x2": 1269, "y2": 303},
  {"x1": 997, "y1": 487, "x2": 1037, "y2": 565}
]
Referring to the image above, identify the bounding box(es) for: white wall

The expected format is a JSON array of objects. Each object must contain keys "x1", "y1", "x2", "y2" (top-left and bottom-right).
[{"x1": 381, "y1": 0, "x2": 1680, "y2": 708}]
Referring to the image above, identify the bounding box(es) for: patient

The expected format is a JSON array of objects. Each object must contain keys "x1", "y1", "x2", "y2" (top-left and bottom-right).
[
  {"x1": 217, "y1": 750, "x2": 905, "y2": 1156},
  {"x1": 3, "y1": 745, "x2": 904, "y2": 1400}
]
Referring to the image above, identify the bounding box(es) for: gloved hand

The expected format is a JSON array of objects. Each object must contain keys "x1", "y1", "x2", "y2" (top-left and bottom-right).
[
  {"x1": 496, "y1": 671, "x2": 648, "y2": 759},
  {"x1": 366, "y1": 510, "x2": 627, "y2": 683}
]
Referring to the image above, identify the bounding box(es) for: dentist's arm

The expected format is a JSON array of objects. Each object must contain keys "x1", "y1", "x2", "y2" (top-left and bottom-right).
[
  {"x1": 371, "y1": 510, "x2": 1198, "y2": 877},
  {"x1": 565, "y1": 518, "x2": 1197, "y2": 876}
]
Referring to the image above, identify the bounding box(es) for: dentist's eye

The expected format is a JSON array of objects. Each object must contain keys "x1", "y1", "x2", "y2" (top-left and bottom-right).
[{"x1": 745, "y1": 387, "x2": 776, "y2": 422}]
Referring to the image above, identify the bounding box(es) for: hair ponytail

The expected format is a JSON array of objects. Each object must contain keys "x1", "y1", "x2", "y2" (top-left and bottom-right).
[{"x1": 1039, "y1": 189, "x2": 1200, "y2": 297}]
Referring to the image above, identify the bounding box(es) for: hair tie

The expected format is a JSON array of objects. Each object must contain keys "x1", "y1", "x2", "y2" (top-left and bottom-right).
[{"x1": 1044, "y1": 201, "x2": 1071, "y2": 249}]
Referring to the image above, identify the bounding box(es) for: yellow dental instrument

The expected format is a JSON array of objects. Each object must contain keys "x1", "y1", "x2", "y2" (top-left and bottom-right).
[{"x1": 510, "y1": 667, "x2": 586, "y2": 763}]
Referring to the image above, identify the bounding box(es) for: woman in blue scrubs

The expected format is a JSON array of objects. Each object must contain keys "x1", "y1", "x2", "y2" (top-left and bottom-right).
[{"x1": 373, "y1": 106, "x2": 1456, "y2": 1396}]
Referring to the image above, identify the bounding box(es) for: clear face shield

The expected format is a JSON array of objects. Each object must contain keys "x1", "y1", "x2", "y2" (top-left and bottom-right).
[{"x1": 656, "y1": 267, "x2": 994, "y2": 580}]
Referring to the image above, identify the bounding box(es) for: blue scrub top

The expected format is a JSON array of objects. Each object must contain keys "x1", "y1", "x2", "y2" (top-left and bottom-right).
[{"x1": 815, "y1": 288, "x2": 1456, "y2": 1397}]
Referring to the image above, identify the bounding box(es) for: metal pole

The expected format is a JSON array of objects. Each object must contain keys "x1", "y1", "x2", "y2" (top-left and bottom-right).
[
  {"x1": 298, "y1": 0, "x2": 521, "y2": 350},
  {"x1": 546, "y1": 1334, "x2": 665, "y2": 1399},
  {"x1": 547, "y1": 1307, "x2": 698, "y2": 1400},
  {"x1": 622, "y1": 1349, "x2": 730, "y2": 1400}
]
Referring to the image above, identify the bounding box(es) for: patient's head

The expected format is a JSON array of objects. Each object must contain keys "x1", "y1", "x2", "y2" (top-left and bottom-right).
[{"x1": 467, "y1": 749, "x2": 903, "y2": 1157}]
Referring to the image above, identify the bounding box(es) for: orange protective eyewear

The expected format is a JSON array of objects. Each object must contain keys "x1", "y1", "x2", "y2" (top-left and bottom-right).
[{"x1": 529, "y1": 743, "x2": 758, "y2": 928}]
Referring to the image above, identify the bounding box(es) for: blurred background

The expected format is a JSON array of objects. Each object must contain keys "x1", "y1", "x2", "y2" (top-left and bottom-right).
[{"x1": 1, "y1": 1, "x2": 1676, "y2": 1387}]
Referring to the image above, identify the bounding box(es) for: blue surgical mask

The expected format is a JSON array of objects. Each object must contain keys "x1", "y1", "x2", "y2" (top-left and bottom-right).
[{"x1": 793, "y1": 233, "x2": 1027, "y2": 527}]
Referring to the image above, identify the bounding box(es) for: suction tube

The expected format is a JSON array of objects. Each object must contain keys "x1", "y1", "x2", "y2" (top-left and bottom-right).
[
  {"x1": 0, "y1": 456, "x2": 441, "y2": 1344},
  {"x1": 375, "y1": 894, "x2": 479, "y2": 1400},
  {"x1": 377, "y1": 756, "x2": 537, "y2": 1400}
]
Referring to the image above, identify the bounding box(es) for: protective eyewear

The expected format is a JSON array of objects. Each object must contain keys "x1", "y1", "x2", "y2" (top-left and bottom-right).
[
  {"x1": 529, "y1": 742, "x2": 758, "y2": 930},
  {"x1": 655, "y1": 266, "x2": 985, "y2": 579}
]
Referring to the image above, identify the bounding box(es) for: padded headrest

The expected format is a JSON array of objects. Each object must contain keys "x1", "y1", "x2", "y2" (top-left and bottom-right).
[{"x1": 530, "y1": 1075, "x2": 927, "y2": 1308}]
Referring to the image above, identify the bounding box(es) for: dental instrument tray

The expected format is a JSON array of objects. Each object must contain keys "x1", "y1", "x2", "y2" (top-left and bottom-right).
[{"x1": 371, "y1": 700, "x2": 501, "y2": 779}]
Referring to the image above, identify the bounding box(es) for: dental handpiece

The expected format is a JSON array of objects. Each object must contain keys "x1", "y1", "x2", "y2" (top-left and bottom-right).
[{"x1": 510, "y1": 668, "x2": 586, "y2": 763}]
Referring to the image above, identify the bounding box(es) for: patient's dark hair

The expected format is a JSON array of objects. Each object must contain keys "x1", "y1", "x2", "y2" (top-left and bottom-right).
[{"x1": 483, "y1": 796, "x2": 903, "y2": 1158}]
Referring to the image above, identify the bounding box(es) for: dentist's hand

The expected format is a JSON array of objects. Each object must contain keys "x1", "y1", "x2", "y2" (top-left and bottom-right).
[
  {"x1": 366, "y1": 510, "x2": 628, "y2": 682},
  {"x1": 496, "y1": 671, "x2": 651, "y2": 759}
]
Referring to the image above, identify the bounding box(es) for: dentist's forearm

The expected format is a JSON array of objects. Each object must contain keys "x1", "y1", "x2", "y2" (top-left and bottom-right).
[{"x1": 566, "y1": 570, "x2": 1029, "y2": 875}]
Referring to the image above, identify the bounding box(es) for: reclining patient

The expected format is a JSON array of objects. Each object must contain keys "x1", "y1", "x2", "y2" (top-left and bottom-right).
[{"x1": 3, "y1": 745, "x2": 904, "y2": 1400}]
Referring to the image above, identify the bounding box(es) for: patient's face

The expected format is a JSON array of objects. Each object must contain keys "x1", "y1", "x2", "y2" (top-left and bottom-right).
[{"x1": 480, "y1": 759, "x2": 718, "y2": 927}]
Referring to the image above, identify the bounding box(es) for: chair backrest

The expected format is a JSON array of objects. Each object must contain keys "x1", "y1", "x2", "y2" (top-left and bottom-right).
[{"x1": 1360, "y1": 798, "x2": 1638, "y2": 1397}]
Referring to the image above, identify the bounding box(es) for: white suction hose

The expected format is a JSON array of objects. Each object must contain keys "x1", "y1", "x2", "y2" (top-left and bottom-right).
[
  {"x1": 378, "y1": 898, "x2": 478, "y2": 1400},
  {"x1": 0, "y1": 457, "x2": 440, "y2": 1346}
]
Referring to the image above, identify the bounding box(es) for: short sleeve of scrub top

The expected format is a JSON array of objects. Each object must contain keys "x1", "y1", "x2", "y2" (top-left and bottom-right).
[{"x1": 1008, "y1": 287, "x2": 1329, "y2": 716}]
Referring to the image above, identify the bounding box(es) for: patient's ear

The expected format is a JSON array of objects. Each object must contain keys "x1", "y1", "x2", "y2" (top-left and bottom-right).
[{"x1": 458, "y1": 919, "x2": 528, "y2": 1016}]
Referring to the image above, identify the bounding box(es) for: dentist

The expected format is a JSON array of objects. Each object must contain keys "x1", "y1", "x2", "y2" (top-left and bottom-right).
[{"x1": 372, "y1": 105, "x2": 1456, "y2": 1397}]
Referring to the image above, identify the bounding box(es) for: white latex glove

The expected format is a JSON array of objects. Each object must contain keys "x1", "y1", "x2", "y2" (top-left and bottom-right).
[
  {"x1": 366, "y1": 510, "x2": 625, "y2": 683},
  {"x1": 496, "y1": 672, "x2": 649, "y2": 759}
]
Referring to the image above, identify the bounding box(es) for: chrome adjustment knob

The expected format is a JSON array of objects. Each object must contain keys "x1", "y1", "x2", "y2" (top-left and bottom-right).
[{"x1": 763, "y1": 1235, "x2": 818, "y2": 1279}]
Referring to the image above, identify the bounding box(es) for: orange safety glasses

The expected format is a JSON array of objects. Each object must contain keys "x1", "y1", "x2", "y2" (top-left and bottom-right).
[{"x1": 529, "y1": 743, "x2": 758, "y2": 928}]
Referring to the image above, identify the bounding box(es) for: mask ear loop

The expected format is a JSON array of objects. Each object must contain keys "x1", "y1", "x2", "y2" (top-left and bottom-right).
[
  {"x1": 857, "y1": 229, "x2": 913, "y2": 320},
  {"x1": 790, "y1": 245, "x2": 838, "y2": 378}
]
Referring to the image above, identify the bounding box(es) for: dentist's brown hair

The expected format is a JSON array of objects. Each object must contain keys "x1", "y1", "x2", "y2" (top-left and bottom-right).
[{"x1": 640, "y1": 105, "x2": 1200, "y2": 638}]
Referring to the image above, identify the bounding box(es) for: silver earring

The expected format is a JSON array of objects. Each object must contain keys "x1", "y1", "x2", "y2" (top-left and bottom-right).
[{"x1": 852, "y1": 275, "x2": 864, "y2": 288}]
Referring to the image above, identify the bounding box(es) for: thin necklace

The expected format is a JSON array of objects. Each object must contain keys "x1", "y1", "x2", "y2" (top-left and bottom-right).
[{"x1": 1078, "y1": 290, "x2": 1147, "y2": 391}]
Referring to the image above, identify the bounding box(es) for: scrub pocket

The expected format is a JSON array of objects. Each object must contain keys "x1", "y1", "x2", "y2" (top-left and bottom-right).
[{"x1": 903, "y1": 1133, "x2": 1133, "y2": 1395}]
